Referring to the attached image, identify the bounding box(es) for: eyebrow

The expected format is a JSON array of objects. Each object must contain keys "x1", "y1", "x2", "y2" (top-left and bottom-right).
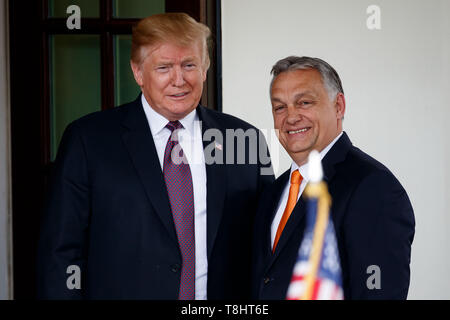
[
  {"x1": 157, "y1": 56, "x2": 198, "y2": 63},
  {"x1": 293, "y1": 91, "x2": 316, "y2": 99},
  {"x1": 270, "y1": 97, "x2": 284, "y2": 104},
  {"x1": 271, "y1": 91, "x2": 316, "y2": 103}
]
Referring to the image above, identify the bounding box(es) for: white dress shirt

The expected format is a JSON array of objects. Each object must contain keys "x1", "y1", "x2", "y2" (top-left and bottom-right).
[
  {"x1": 141, "y1": 95, "x2": 208, "y2": 300},
  {"x1": 270, "y1": 132, "x2": 343, "y2": 249}
]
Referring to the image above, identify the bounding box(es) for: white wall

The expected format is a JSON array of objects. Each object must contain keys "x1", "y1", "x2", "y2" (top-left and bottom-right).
[
  {"x1": 222, "y1": 0, "x2": 450, "y2": 299},
  {"x1": 0, "y1": 0, "x2": 12, "y2": 300}
]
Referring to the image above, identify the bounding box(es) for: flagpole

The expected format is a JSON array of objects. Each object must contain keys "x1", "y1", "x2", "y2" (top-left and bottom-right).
[
  {"x1": 299, "y1": 151, "x2": 332, "y2": 300},
  {"x1": 300, "y1": 182, "x2": 331, "y2": 299}
]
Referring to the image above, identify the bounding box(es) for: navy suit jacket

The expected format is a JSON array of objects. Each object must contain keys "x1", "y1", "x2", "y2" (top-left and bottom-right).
[
  {"x1": 37, "y1": 96, "x2": 274, "y2": 299},
  {"x1": 252, "y1": 132, "x2": 415, "y2": 299}
]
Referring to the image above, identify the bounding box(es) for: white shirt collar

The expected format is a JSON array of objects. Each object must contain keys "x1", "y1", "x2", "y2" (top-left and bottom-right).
[
  {"x1": 290, "y1": 132, "x2": 344, "y2": 181},
  {"x1": 141, "y1": 94, "x2": 198, "y2": 138}
]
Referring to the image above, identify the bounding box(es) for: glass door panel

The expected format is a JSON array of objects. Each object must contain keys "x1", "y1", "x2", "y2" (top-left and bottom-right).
[
  {"x1": 50, "y1": 35, "x2": 101, "y2": 160},
  {"x1": 113, "y1": 0, "x2": 165, "y2": 18},
  {"x1": 114, "y1": 35, "x2": 140, "y2": 106}
]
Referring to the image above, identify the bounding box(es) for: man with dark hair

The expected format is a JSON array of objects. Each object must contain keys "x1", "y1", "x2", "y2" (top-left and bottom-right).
[
  {"x1": 252, "y1": 56, "x2": 415, "y2": 299},
  {"x1": 37, "y1": 13, "x2": 274, "y2": 300}
]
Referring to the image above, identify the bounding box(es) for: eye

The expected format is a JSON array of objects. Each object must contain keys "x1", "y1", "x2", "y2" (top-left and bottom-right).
[
  {"x1": 298, "y1": 100, "x2": 313, "y2": 108},
  {"x1": 184, "y1": 63, "x2": 196, "y2": 70},
  {"x1": 156, "y1": 65, "x2": 169, "y2": 72},
  {"x1": 274, "y1": 105, "x2": 286, "y2": 113}
]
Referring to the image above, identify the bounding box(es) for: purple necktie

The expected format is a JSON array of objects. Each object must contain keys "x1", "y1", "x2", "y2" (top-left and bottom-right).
[{"x1": 163, "y1": 121, "x2": 195, "y2": 300}]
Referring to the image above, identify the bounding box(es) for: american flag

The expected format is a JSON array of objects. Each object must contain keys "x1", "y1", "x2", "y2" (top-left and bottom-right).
[{"x1": 286, "y1": 183, "x2": 344, "y2": 300}]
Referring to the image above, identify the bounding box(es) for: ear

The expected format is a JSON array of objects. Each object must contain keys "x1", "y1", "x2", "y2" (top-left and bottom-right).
[
  {"x1": 130, "y1": 60, "x2": 144, "y2": 87},
  {"x1": 335, "y1": 93, "x2": 346, "y2": 120},
  {"x1": 201, "y1": 66, "x2": 207, "y2": 82}
]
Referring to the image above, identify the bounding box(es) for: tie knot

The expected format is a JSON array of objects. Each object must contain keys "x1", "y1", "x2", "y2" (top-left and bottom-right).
[
  {"x1": 166, "y1": 121, "x2": 183, "y2": 132},
  {"x1": 291, "y1": 170, "x2": 302, "y2": 185}
]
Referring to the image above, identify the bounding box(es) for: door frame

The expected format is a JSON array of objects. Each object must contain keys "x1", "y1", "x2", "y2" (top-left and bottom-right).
[{"x1": 0, "y1": 0, "x2": 13, "y2": 301}]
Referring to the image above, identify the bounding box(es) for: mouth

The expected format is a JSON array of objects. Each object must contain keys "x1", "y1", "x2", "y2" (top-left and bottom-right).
[
  {"x1": 169, "y1": 92, "x2": 189, "y2": 99},
  {"x1": 287, "y1": 127, "x2": 310, "y2": 135}
]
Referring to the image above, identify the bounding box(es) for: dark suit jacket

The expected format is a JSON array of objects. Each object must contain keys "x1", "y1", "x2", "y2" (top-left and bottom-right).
[
  {"x1": 252, "y1": 132, "x2": 415, "y2": 299},
  {"x1": 37, "y1": 96, "x2": 274, "y2": 299}
]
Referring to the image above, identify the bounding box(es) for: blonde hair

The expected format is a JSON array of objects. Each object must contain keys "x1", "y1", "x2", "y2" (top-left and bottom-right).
[{"x1": 131, "y1": 13, "x2": 211, "y2": 69}]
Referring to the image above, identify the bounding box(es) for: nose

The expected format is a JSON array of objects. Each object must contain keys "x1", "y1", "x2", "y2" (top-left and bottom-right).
[
  {"x1": 286, "y1": 105, "x2": 302, "y2": 124},
  {"x1": 172, "y1": 66, "x2": 185, "y2": 87}
]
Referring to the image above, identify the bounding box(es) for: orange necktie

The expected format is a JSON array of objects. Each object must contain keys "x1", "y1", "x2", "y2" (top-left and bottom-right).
[{"x1": 273, "y1": 170, "x2": 303, "y2": 252}]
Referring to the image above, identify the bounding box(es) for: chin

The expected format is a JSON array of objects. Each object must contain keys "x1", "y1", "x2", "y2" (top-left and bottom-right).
[
  {"x1": 287, "y1": 144, "x2": 314, "y2": 156},
  {"x1": 167, "y1": 106, "x2": 192, "y2": 116}
]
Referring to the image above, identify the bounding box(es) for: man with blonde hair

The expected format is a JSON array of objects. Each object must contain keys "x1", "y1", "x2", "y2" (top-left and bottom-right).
[{"x1": 37, "y1": 13, "x2": 273, "y2": 300}]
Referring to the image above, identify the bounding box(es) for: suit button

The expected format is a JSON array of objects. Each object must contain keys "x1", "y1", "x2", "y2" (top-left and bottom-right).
[
  {"x1": 263, "y1": 277, "x2": 271, "y2": 285},
  {"x1": 171, "y1": 264, "x2": 180, "y2": 273}
]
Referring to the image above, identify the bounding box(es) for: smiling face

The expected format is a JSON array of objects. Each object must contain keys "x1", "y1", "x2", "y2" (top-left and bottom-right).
[
  {"x1": 271, "y1": 68, "x2": 345, "y2": 166},
  {"x1": 131, "y1": 41, "x2": 207, "y2": 121}
]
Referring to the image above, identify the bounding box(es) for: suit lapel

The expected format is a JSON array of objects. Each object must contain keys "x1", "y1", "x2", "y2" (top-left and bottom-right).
[
  {"x1": 321, "y1": 131, "x2": 352, "y2": 183},
  {"x1": 121, "y1": 97, "x2": 178, "y2": 244},
  {"x1": 197, "y1": 106, "x2": 227, "y2": 259},
  {"x1": 269, "y1": 196, "x2": 307, "y2": 262}
]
